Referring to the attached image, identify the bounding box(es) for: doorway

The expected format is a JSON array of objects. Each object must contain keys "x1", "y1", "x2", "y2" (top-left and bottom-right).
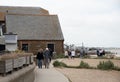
[{"x1": 47, "y1": 43, "x2": 54, "y2": 52}]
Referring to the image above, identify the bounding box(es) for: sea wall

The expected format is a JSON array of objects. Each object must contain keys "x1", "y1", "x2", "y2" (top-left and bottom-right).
[{"x1": 0, "y1": 64, "x2": 35, "y2": 82}]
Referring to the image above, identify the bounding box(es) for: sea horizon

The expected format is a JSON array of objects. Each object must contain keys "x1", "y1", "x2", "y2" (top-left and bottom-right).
[{"x1": 105, "y1": 48, "x2": 120, "y2": 56}]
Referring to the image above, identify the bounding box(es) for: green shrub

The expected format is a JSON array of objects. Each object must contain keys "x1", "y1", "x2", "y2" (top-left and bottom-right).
[
  {"x1": 61, "y1": 62, "x2": 67, "y2": 67},
  {"x1": 97, "y1": 60, "x2": 114, "y2": 70},
  {"x1": 79, "y1": 61, "x2": 90, "y2": 68},
  {"x1": 53, "y1": 61, "x2": 61, "y2": 67},
  {"x1": 53, "y1": 60, "x2": 67, "y2": 67}
]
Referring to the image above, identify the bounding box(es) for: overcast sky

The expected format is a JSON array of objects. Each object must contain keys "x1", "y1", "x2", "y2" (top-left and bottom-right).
[{"x1": 0, "y1": 0, "x2": 120, "y2": 47}]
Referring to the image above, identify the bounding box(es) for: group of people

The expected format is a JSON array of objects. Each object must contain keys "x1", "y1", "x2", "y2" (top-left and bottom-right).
[
  {"x1": 65, "y1": 48, "x2": 88, "y2": 59},
  {"x1": 64, "y1": 50, "x2": 76, "y2": 59},
  {"x1": 96, "y1": 49, "x2": 105, "y2": 57},
  {"x1": 36, "y1": 48, "x2": 53, "y2": 69}
]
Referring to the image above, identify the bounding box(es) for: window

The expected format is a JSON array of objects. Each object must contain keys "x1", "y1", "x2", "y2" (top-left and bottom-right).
[
  {"x1": 0, "y1": 44, "x2": 5, "y2": 51},
  {"x1": 22, "y1": 44, "x2": 28, "y2": 52}
]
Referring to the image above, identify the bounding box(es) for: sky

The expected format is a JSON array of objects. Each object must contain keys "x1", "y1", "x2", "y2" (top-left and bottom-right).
[{"x1": 0, "y1": 0, "x2": 120, "y2": 47}]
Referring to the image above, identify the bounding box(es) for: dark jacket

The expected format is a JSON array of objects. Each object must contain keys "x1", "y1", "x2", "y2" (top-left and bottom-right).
[
  {"x1": 43, "y1": 50, "x2": 50, "y2": 59},
  {"x1": 36, "y1": 52, "x2": 44, "y2": 60}
]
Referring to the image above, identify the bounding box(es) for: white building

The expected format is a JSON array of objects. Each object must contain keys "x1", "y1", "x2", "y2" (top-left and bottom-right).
[{"x1": 4, "y1": 33, "x2": 17, "y2": 51}]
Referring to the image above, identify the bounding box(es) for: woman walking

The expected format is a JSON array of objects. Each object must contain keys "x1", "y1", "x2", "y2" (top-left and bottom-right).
[{"x1": 36, "y1": 48, "x2": 44, "y2": 68}]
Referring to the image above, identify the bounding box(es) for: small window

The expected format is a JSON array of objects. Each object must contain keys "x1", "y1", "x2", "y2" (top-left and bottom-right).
[
  {"x1": 22, "y1": 44, "x2": 28, "y2": 52},
  {"x1": 0, "y1": 44, "x2": 5, "y2": 51}
]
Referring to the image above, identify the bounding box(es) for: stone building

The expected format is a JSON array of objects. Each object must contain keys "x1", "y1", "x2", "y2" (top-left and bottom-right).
[{"x1": 0, "y1": 6, "x2": 64, "y2": 54}]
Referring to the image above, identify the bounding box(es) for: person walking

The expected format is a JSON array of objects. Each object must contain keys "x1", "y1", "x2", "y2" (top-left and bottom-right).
[
  {"x1": 49, "y1": 48, "x2": 53, "y2": 62},
  {"x1": 43, "y1": 48, "x2": 50, "y2": 68},
  {"x1": 80, "y1": 48, "x2": 85, "y2": 58},
  {"x1": 64, "y1": 50, "x2": 68, "y2": 58},
  {"x1": 102, "y1": 50, "x2": 105, "y2": 56},
  {"x1": 99, "y1": 49, "x2": 103, "y2": 56},
  {"x1": 71, "y1": 50, "x2": 75, "y2": 59},
  {"x1": 36, "y1": 48, "x2": 44, "y2": 69},
  {"x1": 96, "y1": 49, "x2": 100, "y2": 57},
  {"x1": 68, "y1": 50, "x2": 71, "y2": 59}
]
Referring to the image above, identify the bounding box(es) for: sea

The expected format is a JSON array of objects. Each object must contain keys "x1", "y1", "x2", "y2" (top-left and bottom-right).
[{"x1": 105, "y1": 48, "x2": 120, "y2": 57}]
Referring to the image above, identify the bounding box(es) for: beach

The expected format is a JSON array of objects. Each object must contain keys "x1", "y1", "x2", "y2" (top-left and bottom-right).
[{"x1": 55, "y1": 58, "x2": 120, "y2": 82}]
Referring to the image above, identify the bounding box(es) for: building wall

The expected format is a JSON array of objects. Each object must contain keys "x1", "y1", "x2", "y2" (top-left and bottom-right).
[
  {"x1": 6, "y1": 43, "x2": 17, "y2": 51},
  {"x1": 4, "y1": 34, "x2": 17, "y2": 43},
  {"x1": 4, "y1": 34, "x2": 17, "y2": 51},
  {"x1": 18, "y1": 40, "x2": 64, "y2": 55}
]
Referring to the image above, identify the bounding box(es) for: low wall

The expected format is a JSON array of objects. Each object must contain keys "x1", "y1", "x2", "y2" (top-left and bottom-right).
[{"x1": 0, "y1": 64, "x2": 35, "y2": 82}]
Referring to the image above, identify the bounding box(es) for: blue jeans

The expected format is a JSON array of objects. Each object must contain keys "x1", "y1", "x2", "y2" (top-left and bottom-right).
[{"x1": 37, "y1": 59, "x2": 42, "y2": 68}]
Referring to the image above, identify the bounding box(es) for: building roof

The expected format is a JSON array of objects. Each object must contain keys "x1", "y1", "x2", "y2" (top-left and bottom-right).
[
  {"x1": 0, "y1": 6, "x2": 49, "y2": 15},
  {"x1": 6, "y1": 14, "x2": 64, "y2": 40}
]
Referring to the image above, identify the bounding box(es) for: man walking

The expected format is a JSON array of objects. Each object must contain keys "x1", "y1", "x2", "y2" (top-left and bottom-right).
[{"x1": 43, "y1": 48, "x2": 50, "y2": 68}]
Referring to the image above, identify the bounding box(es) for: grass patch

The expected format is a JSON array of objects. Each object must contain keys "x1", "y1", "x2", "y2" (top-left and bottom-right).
[
  {"x1": 97, "y1": 60, "x2": 114, "y2": 70},
  {"x1": 53, "y1": 60, "x2": 78, "y2": 68},
  {"x1": 79, "y1": 61, "x2": 90, "y2": 68},
  {"x1": 53, "y1": 60, "x2": 67, "y2": 67},
  {"x1": 53, "y1": 60, "x2": 91, "y2": 69},
  {"x1": 53, "y1": 60, "x2": 120, "y2": 71}
]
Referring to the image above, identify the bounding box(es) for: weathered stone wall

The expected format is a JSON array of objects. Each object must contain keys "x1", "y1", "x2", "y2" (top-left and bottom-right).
[{"x1": 18, "y1": 40, "x2": 64, "y2": 55}]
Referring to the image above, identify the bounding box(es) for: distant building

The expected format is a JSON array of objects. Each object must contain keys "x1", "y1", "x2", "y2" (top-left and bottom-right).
[{"x1": 0, "y1": 6, "x2": 64, "y2": 54}]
